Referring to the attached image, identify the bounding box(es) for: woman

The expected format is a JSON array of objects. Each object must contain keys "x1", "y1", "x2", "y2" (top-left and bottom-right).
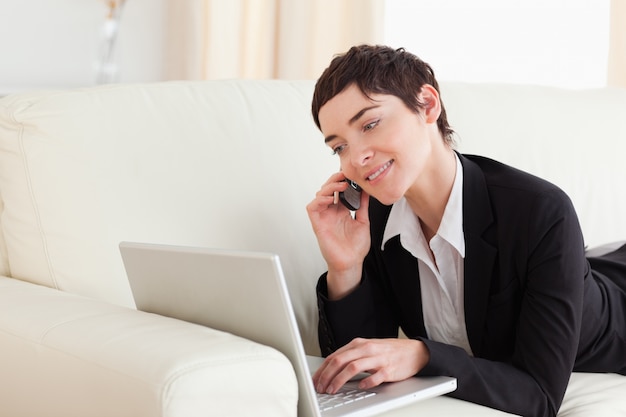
[{"x1": 306, "y1": 44, "x2": 626, "y2": 417}]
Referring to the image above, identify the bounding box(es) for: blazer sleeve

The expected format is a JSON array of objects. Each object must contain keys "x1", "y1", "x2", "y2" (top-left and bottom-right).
[{"x1": 317, "y1": 260, "x2": 400, "y2": 357}]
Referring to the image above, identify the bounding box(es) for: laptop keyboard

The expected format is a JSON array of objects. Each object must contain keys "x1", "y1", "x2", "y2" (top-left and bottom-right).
[{"x1": 317, "y1": 386, "x2": 377, "y2": 412}]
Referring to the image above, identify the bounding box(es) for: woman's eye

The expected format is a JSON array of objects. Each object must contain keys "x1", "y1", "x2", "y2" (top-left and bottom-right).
[
  {"x1": 332, "y1": 145, "x2": 346, "y2": 156},
  {"x1": 363, "y1": 120, "x2": 379, "y2": 131}
]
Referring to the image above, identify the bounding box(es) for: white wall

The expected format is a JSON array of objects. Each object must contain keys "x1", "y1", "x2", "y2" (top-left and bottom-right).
[
  {"x1": 384, "y1": 0, "x2": 611, "y2": 89},
  {"x1": 0, "y1": 0, "x2": 168, "y2": 94},
  {"x1": 5, "y1": 1, "x2": 611, "y2": 94}
]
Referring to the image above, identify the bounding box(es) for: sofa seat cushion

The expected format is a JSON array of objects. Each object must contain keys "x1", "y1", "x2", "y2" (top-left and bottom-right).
[
  {"x1": 0, "y1": 276, "x2": 298, "y2": 417},
  {"x1": 559, "y1": 372, "x2": 626, "y2": 416}
]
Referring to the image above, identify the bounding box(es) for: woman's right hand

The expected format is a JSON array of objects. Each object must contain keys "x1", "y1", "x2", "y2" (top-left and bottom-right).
[{"x1": 306, "y1": 172, "x2": 371, "y2": 300}]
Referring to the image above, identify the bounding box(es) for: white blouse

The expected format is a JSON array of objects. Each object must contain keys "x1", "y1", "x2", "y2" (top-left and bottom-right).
[{"x1": 382, "y1": 154, "x2": 473, "y2": 355}]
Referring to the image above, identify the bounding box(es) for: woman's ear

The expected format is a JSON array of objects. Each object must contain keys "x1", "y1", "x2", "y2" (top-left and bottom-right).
[{"x1": 418, "y1": 84, "x2": 442, "y2": 124}]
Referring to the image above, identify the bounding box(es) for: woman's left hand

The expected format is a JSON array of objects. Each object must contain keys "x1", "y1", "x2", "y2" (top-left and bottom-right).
[{"x1": 313, "y1": 337, "x2": 430, "y2": 394}]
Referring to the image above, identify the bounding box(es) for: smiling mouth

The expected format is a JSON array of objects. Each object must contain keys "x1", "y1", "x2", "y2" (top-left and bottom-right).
[{"x1": 367, "y1": 160, "x2": 393, "y2": 181}]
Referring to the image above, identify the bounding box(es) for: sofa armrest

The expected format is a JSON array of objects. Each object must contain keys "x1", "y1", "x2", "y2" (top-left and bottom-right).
[{"x1": 0, "y1": 276, "x2": 298, "y2": 417}]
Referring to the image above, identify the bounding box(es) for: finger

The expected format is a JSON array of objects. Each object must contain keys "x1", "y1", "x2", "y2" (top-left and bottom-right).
[
  {"x1": 313, "y1": 350, "x2": 351, "y2": 392},
  {"x1": 313, "y1": 183, "x2": 348, "y2": 210},
  {"x1": 322, "y1": 171, "x2": 348, "y2": 187},
  {"x1": 307, "y1": 181, "x2": 349, "y2": 214},
  {"x1": 313, "y1": 339, "x2": 371, "y2": 393},
  {"x1": 357, "y1": 369, "x2": 388, "y2": 390},
  {"x1": 306, "y1": 195, "x2": 336, "y2": 214},
  {"x1": 325, "y1": 356, "x2": 378, "y2": 394}
]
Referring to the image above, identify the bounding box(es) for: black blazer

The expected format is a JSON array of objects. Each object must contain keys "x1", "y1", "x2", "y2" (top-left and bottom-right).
[{"x1": 317, "y1": 154, "x2": 626, "y2": 417}]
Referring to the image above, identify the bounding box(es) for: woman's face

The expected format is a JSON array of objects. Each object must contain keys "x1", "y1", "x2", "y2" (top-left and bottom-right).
[{"x1": 318, "y1": 83, "x2": 443, "y2": 206}]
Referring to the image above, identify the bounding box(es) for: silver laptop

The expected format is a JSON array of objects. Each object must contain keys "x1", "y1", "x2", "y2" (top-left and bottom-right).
[{"x1": 119, "y1": 241, "x2": 456, "y2": 417}]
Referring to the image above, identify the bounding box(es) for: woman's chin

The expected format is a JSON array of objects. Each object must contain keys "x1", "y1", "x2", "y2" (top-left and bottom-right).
[{"x1": 371, "y1": 191, "x2": 404, "y2": 207}]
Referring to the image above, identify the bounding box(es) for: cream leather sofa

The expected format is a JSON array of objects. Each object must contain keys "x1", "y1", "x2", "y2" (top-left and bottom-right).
[{"x1": 0, "y1": 80, "x2": 625, "y2": 417}]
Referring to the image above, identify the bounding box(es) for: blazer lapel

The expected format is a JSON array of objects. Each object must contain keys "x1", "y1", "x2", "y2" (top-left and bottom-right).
[{"x1": 459, "y1": 154, "x2": 498, "y2": 355}]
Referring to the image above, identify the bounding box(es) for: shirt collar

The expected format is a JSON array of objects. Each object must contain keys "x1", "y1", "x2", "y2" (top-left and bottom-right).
[{"x1": 382, "y1": 153, "x2": 465, "y2": 257}]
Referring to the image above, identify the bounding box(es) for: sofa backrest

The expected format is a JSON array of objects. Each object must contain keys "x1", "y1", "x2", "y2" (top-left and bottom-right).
[
  {"x1": 0, "y1": 80, "x2": 332, "y2": 352},
  {"x1": 0, "y1": 80, "x2": 625, "y2": 355},
  {"x1": 444, "y1": 83, "x2": 626, "y2": 249}
]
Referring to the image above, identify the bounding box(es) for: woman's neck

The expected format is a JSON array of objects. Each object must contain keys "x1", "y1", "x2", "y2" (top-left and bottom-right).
[{"x1": 404, "y1": 146, "x2": 457, "y2": 241}]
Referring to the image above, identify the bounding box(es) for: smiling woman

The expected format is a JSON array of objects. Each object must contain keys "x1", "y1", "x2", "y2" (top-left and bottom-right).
[{"x1": 305, "y1": 44, "x2": 626, "y2": 417}]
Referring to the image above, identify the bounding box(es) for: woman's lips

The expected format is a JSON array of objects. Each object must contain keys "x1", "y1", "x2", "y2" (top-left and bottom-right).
[{"x1": 367, "y1": 160, "x2": 393, "y2": 181}]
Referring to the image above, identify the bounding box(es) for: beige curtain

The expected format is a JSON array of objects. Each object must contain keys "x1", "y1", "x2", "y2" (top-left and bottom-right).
[
  {"x1": 164, "y1": 0, "x2": 385, "y2": 80},
  {"x1": 608, "y1": 0, "x2": 626, "y2": 88}
]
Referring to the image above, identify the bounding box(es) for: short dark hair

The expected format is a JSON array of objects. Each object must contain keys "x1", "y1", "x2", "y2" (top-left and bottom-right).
[{"x1": 312, "y1": 44, "x2": 455, "y2": 146}]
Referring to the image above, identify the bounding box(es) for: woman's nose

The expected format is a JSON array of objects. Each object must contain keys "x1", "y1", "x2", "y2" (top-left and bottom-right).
[{"x1": 350, "y1": 142, "x2": 373, "y2": 167}]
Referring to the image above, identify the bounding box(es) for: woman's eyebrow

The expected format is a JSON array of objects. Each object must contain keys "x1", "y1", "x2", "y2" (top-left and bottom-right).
[
  {"x1": 349, "y1": 105, "x2": 379, "y2": 125},
  {"x1": 324, "y1": 105, "x2": 380, "y2": 143}
]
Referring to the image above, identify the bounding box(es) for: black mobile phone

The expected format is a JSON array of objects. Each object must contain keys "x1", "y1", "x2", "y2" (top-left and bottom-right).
[{"x1": 339, "y1": 179, "x2": 362, "y2": 211}]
